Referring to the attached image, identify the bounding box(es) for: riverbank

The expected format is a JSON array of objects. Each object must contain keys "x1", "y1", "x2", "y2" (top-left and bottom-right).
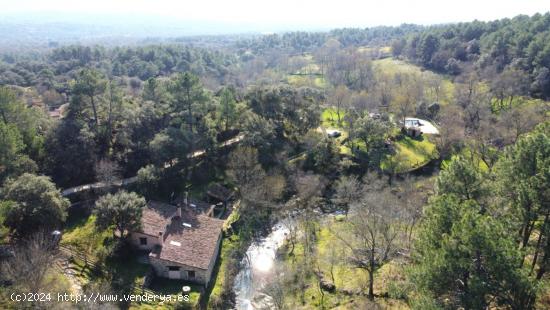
[
  {"x1": 233, "y1": 221, "x2": 290, "y2": 309},
  {"x1": 274, "y1": 215, "x2": 411, "y2": 309},
  {"x1": 206, "y1": 205, "x2": 273, "y2": 309}
]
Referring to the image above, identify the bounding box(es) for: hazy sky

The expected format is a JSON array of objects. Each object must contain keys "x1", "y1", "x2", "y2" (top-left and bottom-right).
[{"x1": 2, "y1": 0, "x2": 550, "y2": 30}]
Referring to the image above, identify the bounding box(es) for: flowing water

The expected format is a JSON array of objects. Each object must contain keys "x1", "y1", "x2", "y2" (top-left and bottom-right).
[{"x1": 233, "y1": 221, "x2": 291, "y2": 310}]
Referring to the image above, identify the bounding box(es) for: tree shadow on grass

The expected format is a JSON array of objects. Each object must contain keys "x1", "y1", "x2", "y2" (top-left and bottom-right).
[
  {"x1": 64, "y1": 203, "x2": 93, "y2": 231},
  {"x1": 398, "y1": 135, "x2": 435, "y2": 159}
]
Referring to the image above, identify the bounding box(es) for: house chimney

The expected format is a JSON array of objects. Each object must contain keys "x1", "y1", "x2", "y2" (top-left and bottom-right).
[
  {"x1": 158, "y1": 231, "x2": 163, "y2": 245},
  {"x1": 176, "y1": 191, "x2": 187, "y2": 218}
]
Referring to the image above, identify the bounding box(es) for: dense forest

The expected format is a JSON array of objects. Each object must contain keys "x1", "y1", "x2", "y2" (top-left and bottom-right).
[
  {"x1": 393, "y1": 14, "x2": 550, "y2": 99},
  {"x1": 0, "y1": 12, "x2": 549, "y2": 310}
]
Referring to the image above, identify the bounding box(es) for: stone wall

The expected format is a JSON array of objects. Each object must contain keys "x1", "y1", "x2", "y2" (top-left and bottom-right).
[
  {"x1": 149, "y1": 256, "x2": 209, "y2": 285},
  {"x1": 129, "y1": 232, "x2": 161, "y2": 251},
  {"x1": 203, "y1": 232, "x2": 222, "y2": 285}
]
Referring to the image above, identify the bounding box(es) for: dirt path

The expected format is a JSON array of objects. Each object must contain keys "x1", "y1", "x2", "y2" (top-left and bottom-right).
[
  {"x1": 55, "y1": 257, "x2": 83, "y2": 295},
  {"x1": 62, "y1": 134, "x2": 244, "y2": 197}
]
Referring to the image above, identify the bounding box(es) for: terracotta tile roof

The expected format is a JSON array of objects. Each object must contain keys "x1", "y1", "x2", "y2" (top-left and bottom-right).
[
  {"x1": 187, "y1": 199, "x2": 216, "y2": 216},
  {"x1": 140, "y1": 201, "x2": 176, "y2": 236},
  {"x1": 172, "y1": 194, "x2": 217, "y2": 216},
  {"x1": 155, "y1": 211, "x2": 223, "y2": 270},
  {"x1": 142, "y1": 202, "x2": 224, "y2": 270}
]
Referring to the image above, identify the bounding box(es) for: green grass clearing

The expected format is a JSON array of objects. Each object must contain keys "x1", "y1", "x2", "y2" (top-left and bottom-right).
[
  {"x1": 321, "y1": 108, "x2": 347, "y2": 128},
  {"x1": 441, "y1": 147, "x2": 489, "y2": 172},
  {"x1": 286, "y1": 52, "x2": 327, "y2": 88},
  {"x1": 490, "y1": 96, "x2": 547, "y2": 112},
  {"x1": 373, "y1": 58, "x2": 455, "y2": 105},
  {"x1": 287, "y1": 74, "x2": 327, "y2": 88},
  {"x1": 62, "y1": 213, "x2": 112, "y2": 254},
  {"x1": 279, "y1": 217, "x2": 410, "y2": 309},
  {"x1": 132, "y1": 278, "x2": 201, "y2": 309},
  {"x1": 373, "y1": 58, "x2": 424, "y2": 76},
  {"x1": 319, "y1": 108, "x2": 351, "y2": 155},
  {"x1": 357, "y1": 46, "x2": 392, "y2": 58},
  {"x1": 380, "y1": 135, "x2": 438, "y2": 173},
  {"x1": 207, "y1": 233, "x2": 241, "y2": 307},
  {"x1": 294, "y1": 63, "x2": 322, "y2": 75}
]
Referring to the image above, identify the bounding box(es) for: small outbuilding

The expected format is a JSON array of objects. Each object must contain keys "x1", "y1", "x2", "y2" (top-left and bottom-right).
[
  {"x1": 403, "y1": 117, "x2": 440, "y2": 136},
  {"x1": 326, "y1": 129, "x2": 341, "y2": 138},
  {"x1": 206, "y1": 183, "x2": 235, "y2": 206}
]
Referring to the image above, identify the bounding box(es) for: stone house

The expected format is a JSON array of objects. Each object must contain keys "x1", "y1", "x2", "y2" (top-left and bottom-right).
[{"x1": 129, "y1": 201, "x2": 224, "y2": 286}]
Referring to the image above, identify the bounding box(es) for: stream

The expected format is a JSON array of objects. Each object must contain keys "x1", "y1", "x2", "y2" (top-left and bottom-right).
[{"x1": 233, "y1": 220, "x2": 291, "y2": 310}]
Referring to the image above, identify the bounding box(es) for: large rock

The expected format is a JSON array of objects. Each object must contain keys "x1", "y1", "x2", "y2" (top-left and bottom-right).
[
  {"x1": 314, "y1": 270, "x2": 336, "y2": 292},
  {"x1": 320, "y1": 279, "x2": 336, "y2": 292},
  {"x1": 251, "y1": 292, "x2": 276, "y2": 310}
]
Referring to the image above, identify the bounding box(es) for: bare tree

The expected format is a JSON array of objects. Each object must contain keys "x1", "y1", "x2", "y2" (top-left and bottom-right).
[
  {"x1": 227, "y1": 146, "x2": 285, "y2": 238},
  {"x1": 0, "y1": 232, "x2": 71, "y2": 309},
  {"x1": 424, "y1": 71, "x2": 444, "y2": 103},
  {"x1": 332, "y1": 188, "x2": 403, "y2": 300},
  {"x1": 330, "y1": 85, "x2": 351, "y2": 125},
  {"x1": 293, "y1": 171, "x2": 326, "y2": 203},
  {"x1": 455, "y1": 71, "x2": 492, "y2": 132},
  {"x1": 373, "y1": 72, "x2": 394, "y2": 111},
  {"x1": 350, "y1": 91, "x2": 370, "y2": 114},
  {"x1": 332, "y1": 175, "x2": 363, "y2": 211},
  {"x1": 490, "y1": 67, "x2": 529, "y2": 111},
  {"x1": 499, "y1": 103, "x2": 546, "y2": 144},
  {"x1": 326, "y1": 48, "x2": 373, "y2": 90},
  {"x1": 396, "y1": 176, "x2": 428, "y2": 250},
  {"x1": 315, "y1": 262, "x2": 326, "y2": 309},
  {"x1": 95, "y1": 159, "x2": 121, "y2": 186},
  {"x1": 435, "y1": 104, "x2": 466, "y2": 158},
  {"x1": 287, "y1": 56, "x2": 309, "y2": 74},
  {"x1": 292, "y1": 172, "x2": 326, "y2": 262},
  {"x1": 469, "y1": 115, "x2": 502, "y2": 170},
  {"x1": 262, "y1": 264, "x2": 290, "y2": 310},
  {"x1": 320, "y1": 240, "x2": 342, "y2": 285},
  {"x1": 285, "y1": 217, "x2": 299, "y2": 257},
  {"x1": 391, "y1": 73, "x2": 423, "y2": 124},
  {"x1": 316, "y1": 38, "x2": 342, "y2": 76},
  {"x1": 227, "y1": 146, "x2": 264, "y2": 196}
]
